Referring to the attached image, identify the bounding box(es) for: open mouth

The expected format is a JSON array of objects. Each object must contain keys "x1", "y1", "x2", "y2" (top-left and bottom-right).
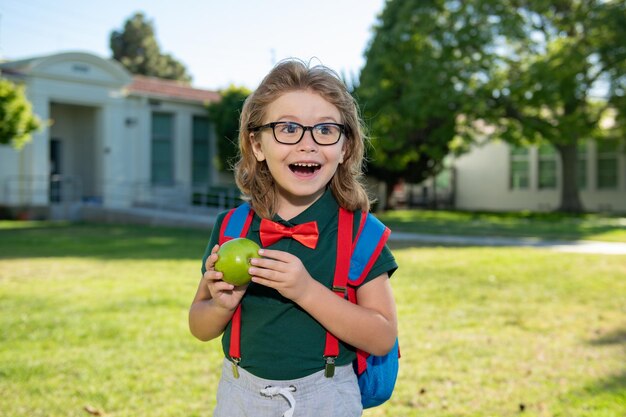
[{"x1": 289, "y1": 162, "x2": 321, "y2": 176}]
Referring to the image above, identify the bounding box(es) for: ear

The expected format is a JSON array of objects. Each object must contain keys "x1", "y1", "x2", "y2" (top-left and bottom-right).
[{"x1": 250, "y1": 133, "x2": 266, "y2": 162}]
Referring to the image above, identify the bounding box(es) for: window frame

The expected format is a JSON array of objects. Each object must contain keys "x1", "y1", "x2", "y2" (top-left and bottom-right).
[
  {"x1": 596, "y1": 140, "x2": 618, "y2": 190},
  {"x1": 151, "y1": 112, "x2": 175, "y2": 186},
  {"x1": 191, "y1": 115, "x2": 211, "y2": 186},
  {"x1": 537, "y1": 143, "x2": 558, "y2": 190},
  {"x1": 510, "y1": 146, "x2": 530, "y2": 190}
]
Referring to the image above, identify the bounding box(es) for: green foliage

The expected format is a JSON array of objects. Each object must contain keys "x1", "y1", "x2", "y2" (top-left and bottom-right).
[
  {"x1": 483, "y1": 1, "x2": 626, "y2": 144},
  {"x1": 0, "y1": 77, "x2": 41, "y2": 149},
  {"x1": 110, "y1": 12, "x2": 191, "y2": 82},
  {"x1": 206, "y1": 85, "x2": 251, "y2": 171},
  {"x1": 357, "y1": 0, "x2": 522, "y2": 196},
  {"x1": 358, "y1": 0, "x2": 626, "y2": 212}
]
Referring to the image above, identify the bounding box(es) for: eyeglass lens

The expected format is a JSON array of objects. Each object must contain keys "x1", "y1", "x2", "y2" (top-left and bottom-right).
[{"x1": 273, "y1": 122, "x2": 342, "y2": 145}]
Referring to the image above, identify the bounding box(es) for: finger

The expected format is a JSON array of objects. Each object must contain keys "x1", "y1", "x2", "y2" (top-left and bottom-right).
[
  {"x1": 256, "y1": 248, "x2": 293, "y2": 262},
  {"x1": 250, "y1": 276, "x2": 278, "y2": 289},
  {"x1": 204, "y1": 269, "x2": 224, "y2": 282},
  {"x1": 248, "y1": 266, "x2": 271, "y2": 278},
  {"x1": 211, "y1": 244, "x2": 220, "y2": 254},
  {"x1": 250, "y1": 257, "x2": 287, "y2": 272},
  {"x1": 212, "y1": 281, "x2": 235, "y2": 292},
  {"x1": 248, "y1": 265, "x2": 275, "y2": 281},
  {"x1": 205, "y1": 251, "x2": 220, "y2": 271}
]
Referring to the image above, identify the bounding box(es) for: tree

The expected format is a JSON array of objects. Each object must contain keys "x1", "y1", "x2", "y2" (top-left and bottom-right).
[
  {"x1": 206, "y1": 85, "x2": 251, "y2": 171},
  {"x1": 359, "y1": 0, "x2": 625, "y2": 212},
  {"x1": 480, "y1": 0, "x2": 626, "y2": 212},
  {"x1": 0, "y1": 77, "x2": 41, "y2": 149},
  {"x1": 110, "y1": 12, "x2": 191, "y2": 82},
  {"x1": 357, "y1": 0, "x2": 521, "y2": 208}
]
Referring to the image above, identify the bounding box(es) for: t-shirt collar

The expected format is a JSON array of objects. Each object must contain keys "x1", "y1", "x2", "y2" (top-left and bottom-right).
[{"x1": 252, "y1": 187, "x2": 338, "y2": 232}]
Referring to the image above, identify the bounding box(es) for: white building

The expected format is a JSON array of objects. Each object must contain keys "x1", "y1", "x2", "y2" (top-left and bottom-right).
[
  {"x1": 452, "y1": 139, "x2": 626, "y2": 212},
  {"x1": 1, "y1": 51, "x2": 225, "y2": 218}
]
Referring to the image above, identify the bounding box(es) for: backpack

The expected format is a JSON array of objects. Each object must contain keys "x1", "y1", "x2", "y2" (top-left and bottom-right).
[{"x1": 218, "y1": 202, "x2": 399, "y2": 409}]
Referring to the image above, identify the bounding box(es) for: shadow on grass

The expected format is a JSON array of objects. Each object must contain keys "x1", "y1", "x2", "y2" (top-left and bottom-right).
[
  {"x1": 590, "y1": 328, "x2": 626, "y2": 346},
  {"x1": 0, "y1": 221, "x2": 212, "y2": 260},
  {"x1": 557, "y1": 327, "x2": 626, "y2": 412},
  {"x1": 588, "y1": 327, "x2": 626, "y2": 393},
  {"x1": 378, "y1": 210, "x2": 626, "y2": 242},
  {"x1": 386, "y1": 239, "x2": 548, "y2": 251},
  {"x1": 2, "y1": 221, "x2": 455, "y2": 261}
]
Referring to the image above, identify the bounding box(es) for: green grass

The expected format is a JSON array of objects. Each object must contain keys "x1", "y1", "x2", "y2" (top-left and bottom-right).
[
  {"x1": 377, "y1": 210, "x2": 626, "y2": 243},
  {"x1": 1, "y1": 221, "x2": 625, "y2": 416}
]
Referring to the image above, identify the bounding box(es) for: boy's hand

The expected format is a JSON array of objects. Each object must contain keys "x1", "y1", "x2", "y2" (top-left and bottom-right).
[
  {"x1": 248, "y1": 248, "x2": 312, "y2": 302},
  {"x1": 204, "y1": 244, "x2": 248, "y2": 311}
]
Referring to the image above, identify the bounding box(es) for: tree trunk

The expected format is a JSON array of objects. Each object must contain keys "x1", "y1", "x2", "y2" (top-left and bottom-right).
[
  {"x1": 431, "y1": 176, "x2": 438, "y2": 209},
  {"x1": 556, "y1": 143, "x2": 584, "y2": 213},
  {"x1": 385, "y1": 179, "x2": 396, "y2": 211}
]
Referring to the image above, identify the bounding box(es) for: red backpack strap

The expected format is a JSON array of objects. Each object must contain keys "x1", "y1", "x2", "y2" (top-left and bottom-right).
[
  {"x1": 219, "y1": 203, "x2": 254, "y2": 244},
  {"x1": 348, "y1": 212, "x2": 391, "y2": 286},
  {"x1": 324, "y1": 209, "x2": 391, "y2": 376},
  {"x1": 218, "y1": 203, "x2": 253, "y2": 377},
  {"x1": 345, "y1": 211, "x2": 390, "y2": 305},
  {"x1": 323, "y1": 208, "x2": 353, "y2": 377},
  {"x1": 352, "y1": 210, "x2": 368, "y2": 252}
]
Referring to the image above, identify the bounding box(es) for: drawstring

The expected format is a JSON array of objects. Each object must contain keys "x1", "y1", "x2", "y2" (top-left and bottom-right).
[{"x1": 260, "y1": 385, "x2": 297, "y2": 417}]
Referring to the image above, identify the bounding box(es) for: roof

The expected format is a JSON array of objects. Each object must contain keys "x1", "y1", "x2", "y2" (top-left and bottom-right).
[
  {"x1": 127, "y1": 75, "x2": 221, "y2": 104},
  {"x1": 0, "y1": 51, "x2": 133, "y2": 86}
]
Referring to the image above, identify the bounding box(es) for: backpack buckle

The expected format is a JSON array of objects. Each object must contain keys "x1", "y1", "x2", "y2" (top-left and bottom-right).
[
  {"x1": 324, "y1": 356, "x2": 336, "y2": 378},
  {"x1": 331, "y1": 286, "x2": 346, "y2": 296},
  {"x1": 231, "y1": 357, "x2": 241, "y2": 379}
]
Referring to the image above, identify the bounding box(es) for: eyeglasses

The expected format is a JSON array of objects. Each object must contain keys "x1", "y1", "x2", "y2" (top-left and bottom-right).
[{"x1": 250, "y1": 121, "x2": 345, "y2": 146}]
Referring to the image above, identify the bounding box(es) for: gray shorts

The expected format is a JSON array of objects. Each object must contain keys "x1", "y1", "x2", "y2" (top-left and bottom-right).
[{"x1": 213, "y1": 358, "x2": 363, "y2": 417}]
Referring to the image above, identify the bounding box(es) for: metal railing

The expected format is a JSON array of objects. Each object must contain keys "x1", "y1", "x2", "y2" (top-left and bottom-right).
[
  {"x1": 2, "y1": 176, "x2": 242, "y2": 212},
  {"x1": 3, "y1": 175, "x2": 82, "y2": 206}
]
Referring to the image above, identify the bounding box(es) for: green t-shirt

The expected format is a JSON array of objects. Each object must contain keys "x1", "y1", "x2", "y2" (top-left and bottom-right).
[{"x1": 201, "y1": 189, "x2": 397, "y2": 380}]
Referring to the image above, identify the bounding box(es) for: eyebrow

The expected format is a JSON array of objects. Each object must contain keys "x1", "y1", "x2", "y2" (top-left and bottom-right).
[{"x1": 273, "y1": 115, "x2": 341, "y2": 123}]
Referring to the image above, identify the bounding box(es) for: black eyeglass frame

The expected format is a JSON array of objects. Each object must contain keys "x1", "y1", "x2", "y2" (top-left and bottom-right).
[{"x1": 250, "y1": 121, "x2": 346, "y2": 146}]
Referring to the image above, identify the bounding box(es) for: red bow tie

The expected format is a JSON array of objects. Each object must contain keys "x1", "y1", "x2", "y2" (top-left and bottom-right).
[{"x1": 259, "y1": 219, "x2": 319, "y2": 249}]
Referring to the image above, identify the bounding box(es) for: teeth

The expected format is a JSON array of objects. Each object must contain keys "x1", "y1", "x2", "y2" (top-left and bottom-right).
[{"x1": 292, "y1": 163, "x2": 320, "y2": 167}]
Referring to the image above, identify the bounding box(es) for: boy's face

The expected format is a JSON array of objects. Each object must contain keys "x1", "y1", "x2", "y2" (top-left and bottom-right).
[{"x1": 251, "y1": 89, "x2": 346, "y2": 215}]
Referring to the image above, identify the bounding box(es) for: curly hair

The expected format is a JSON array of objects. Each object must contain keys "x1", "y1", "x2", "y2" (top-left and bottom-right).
[{"x1": 234, "y1": 59, "x2": 372, "y2": 219}]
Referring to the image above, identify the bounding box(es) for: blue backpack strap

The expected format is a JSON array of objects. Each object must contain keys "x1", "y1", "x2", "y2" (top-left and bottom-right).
[
  {"x1": 219, "y1": 202, "x2": 253, "y2": 243},
  {"x1": 348, "y1": 212, "x2": 391, "y2": 286},
  {"x1": 344, "y1": 211, "x2": 399, "y2": 408}
]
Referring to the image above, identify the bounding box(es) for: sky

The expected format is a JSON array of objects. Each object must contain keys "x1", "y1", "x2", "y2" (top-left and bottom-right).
[{"x1": 0, "y1": 0, "x2": 386, "y2": 91}]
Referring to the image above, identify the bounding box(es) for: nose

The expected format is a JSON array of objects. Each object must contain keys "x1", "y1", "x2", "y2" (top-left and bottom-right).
[{"x1": 298, "y1": 127, "x2": 318, "y2": 150}]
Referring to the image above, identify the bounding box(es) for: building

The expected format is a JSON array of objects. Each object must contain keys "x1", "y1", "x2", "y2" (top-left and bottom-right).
[
  {"x1": 2, "y1": 51, "x2": 624, "y2": 217},
  {"x1": 1, "y1": 51, "x2": 225, "y2": 219},
  {"x1": 452, "y1": 139, "x2": 626, "y2": 212}
]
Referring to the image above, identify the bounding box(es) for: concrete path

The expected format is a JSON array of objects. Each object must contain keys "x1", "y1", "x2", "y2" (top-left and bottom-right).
[{"x1": 80, "y1": 206, "x2": 626, "y2": 255}]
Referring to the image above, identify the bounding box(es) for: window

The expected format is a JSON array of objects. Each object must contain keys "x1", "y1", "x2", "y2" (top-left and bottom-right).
[
  {"x1": 192, "y1": 116, "x2": 211, "y2": 185},
  {"x1": 596, "y1": 140, "x2": 618, "y2": 189},
  {"x1": 538, "y1": 144, "x2": 557, "y2": 189},
  {"x1": 510, "y1": 146, "x2": 530, "y2": 189},
  {"x1": 577, "y1": 142, "x2": 587, "y2": 190},
  {"x1": 151, "y1": 113, "x2": 174, "y2": 185}
]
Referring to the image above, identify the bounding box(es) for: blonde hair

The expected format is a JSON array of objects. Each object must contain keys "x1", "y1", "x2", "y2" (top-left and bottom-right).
[{"x1": 235, "y1": 59, "x2": 372, "y2": 218}]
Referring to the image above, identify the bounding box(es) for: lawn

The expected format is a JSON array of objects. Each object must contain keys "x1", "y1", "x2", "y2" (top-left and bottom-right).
[{"x1": 1, "y1": 221, "x2": 625, "y2": 417}]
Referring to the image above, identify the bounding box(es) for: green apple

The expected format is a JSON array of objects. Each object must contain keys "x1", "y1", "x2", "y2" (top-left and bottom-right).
[{"x1": 214, "y1": 238, "x2": 260, "y2": 286}]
